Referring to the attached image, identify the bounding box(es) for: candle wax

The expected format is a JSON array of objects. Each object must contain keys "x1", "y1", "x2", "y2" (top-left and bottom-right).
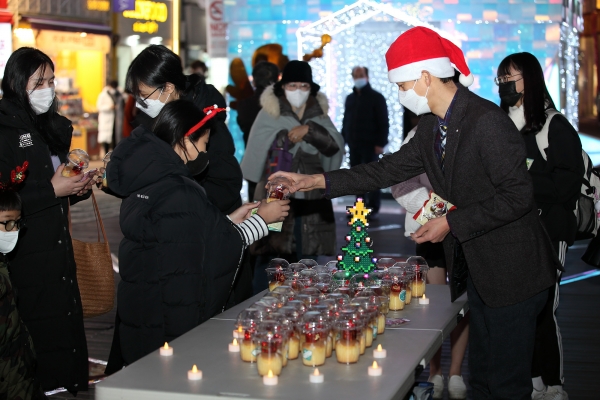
[
  {"x1": 257, "y1": 353, "x2": 283, "y2": 376},
  {"x1": 288, "y1": 336, "x2": 300, "y2": 360},
  {"x1": 240, "y1": 339, "x2": 258, "y2": 363},
  {"x1": 368, "y1": 361, "x2": 383, "y2": 376},
  {"x1": 389, "y1": 291, "x2": 405, "y2": 311},
  {"x1": 419, "y1": 295, "x2": 430, "y2": 305},
  {"x1": 377, "y1": 314, "x2": 386, "y2": 334},
  {"x1": 405, "y1": 286, "x2": 412, "y2": 305},
  {"x1": 302, "y1": 341, "x2": 326, "y2": 367},
  {"x1": 233, "y1": 327, "x2": 243, "y2": 339},
  {"x1": 335, "y1": 339, "x2": 360, "y2": 364}
]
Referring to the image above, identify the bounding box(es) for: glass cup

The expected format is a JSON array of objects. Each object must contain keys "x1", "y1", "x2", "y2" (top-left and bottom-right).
[
  {"x1": 406, "y1": 256, "x2": 430, "y2": 298},
  {"x1": 255, "y1": 322, "x2": 285, "y2": 376},
  {"x1": 335, "y1": 320, "x2": 361, "y2": 364},
  {"x1": 376, "y1": 257, "x2": 396, "y2": 271},
  {"x1": 62, "y1": 149, "x2": 89, "y2": 177},
  {"x1": 266, "y1": 267, "x2": 288, "y2": 292},
  {"x1": 298, "y1": 258, "x2": 319, "y2": 269}
]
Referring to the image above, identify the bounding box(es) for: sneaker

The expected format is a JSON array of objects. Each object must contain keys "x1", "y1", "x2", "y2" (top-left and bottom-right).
[
  {"x1": 428, "y1": 375, "x2": 444, "y2": 400},
  {"x1": 448, "y1": 375, "x2": 467, "y2": 399},
  {"x1": 541, "y1": 386, "x2": 569, "y2": 400}
]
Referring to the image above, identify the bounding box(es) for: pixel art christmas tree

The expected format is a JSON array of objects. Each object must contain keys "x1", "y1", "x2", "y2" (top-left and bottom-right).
[{"x1": 337, "y1": 198, "x2": 376, "y2": 274}]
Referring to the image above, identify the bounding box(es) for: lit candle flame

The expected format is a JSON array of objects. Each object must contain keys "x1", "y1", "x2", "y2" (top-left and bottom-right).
[
  {"x1": 238, "y1": 326, "x2": 243, "y2": 333},
  {"x1": 313, "y1": 368, "x2": 320, "y2": 376},
  {"x1": 267, "y1": 370, "x2": 274, "y2": 378},
  {"x1": 423, "y1": 295, "x2": 427, "y2": 299},
  {"x1": 233, "y1": 338, "x2": 238, "y2": 346},
  {"x1": 192, "y1": 365, "x2": 198, "y2": 373},
  {"x1": 372, "y1": 361, "x2": 379, "y2": 368},
  {"x1": 377, "y1": 344, "x2": 383, "y2": 351},
  {"x1": 163, "y1": 342, "x2": 169, "y2": 349}
]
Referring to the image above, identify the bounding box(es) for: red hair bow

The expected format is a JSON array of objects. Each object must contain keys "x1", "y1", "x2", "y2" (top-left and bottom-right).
[{"x1": 185, "y1": 104, "x2": 227, "y2": 137}]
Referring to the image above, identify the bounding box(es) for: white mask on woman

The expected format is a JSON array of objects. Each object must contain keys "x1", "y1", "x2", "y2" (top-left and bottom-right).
[
  {"x1": 29, "y1": 87, "x2": 55, "y2": 115},
  {"x1": 136, "y1": 88, "x2": 171, "y2": 118},
  {"x1": 285, "y1": 89, "x2": 310, "y2": 108},
  {"x1": 0, "y1": 230, "x2": 18, "y2": 254},
  {"x1": 398, "y1": 80, "x2": 431, "y2": 116}
]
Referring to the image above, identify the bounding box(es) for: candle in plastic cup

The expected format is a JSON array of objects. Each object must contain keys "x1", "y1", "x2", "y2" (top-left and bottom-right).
[{"x1": 62, "y1": 149, "x2": 89, "y2": 177}]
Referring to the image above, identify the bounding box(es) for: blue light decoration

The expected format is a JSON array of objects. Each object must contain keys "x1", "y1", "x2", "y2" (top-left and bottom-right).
[{"x1": 224, "y1": 0, "x2": 582, "y2": 160}]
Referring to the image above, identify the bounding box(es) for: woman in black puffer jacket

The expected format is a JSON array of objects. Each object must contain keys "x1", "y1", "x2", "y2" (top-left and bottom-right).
[{"x1": 104, "y1": 101, "x2": 289, "y2": 371}]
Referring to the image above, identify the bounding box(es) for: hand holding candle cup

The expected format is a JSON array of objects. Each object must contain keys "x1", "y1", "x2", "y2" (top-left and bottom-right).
[{"x1": 61, "y1": 149, "x2": 89, "y2": 177}]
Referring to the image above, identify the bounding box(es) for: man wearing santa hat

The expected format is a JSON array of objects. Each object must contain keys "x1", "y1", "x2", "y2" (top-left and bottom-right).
[{"x1": 271, "y1": 27, "x2": 560, "y2": 399}]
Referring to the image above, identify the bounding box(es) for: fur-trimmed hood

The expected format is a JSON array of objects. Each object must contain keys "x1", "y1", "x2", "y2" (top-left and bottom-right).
[{"x1": 259, "y1": 84, "x2": 329, "y2": 118}]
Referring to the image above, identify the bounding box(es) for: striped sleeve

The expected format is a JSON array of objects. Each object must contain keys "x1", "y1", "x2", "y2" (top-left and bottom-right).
[{"x1": 229, "y1": 214, "x2": 269, "y2": 247}]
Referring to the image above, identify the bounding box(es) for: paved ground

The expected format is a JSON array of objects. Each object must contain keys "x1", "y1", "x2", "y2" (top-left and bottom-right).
[{"x1": 49, "y1": 188, "x2": 600, "y2": 400}]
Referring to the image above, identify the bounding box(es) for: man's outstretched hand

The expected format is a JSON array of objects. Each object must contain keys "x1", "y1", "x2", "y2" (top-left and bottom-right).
[{"x1": 266, "y1": 172, "x2": 326, "y2": 193}]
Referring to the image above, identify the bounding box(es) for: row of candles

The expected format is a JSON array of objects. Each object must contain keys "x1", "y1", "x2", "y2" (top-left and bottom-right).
[
  {"x1": 158, "y1": 256, "x2": 430, "y2": 384},
  {"x1": 227, "y1": 257, "x2": 430, "y2": 383}
]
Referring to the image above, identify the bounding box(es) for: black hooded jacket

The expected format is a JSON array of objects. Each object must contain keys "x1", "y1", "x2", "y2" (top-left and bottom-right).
[
  {"x1": 135, "y1": 75, "x2": 243, "y2": 214},
  {"x1": 0, "y1": 98, "x2": 89, "y2": 392},
  {"x1": 106, "y1": 126, "x2": 243, "y2": 366}
]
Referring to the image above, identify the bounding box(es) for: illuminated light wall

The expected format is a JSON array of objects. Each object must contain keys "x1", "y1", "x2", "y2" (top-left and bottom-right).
[{"x1": 225, "y1": 0, "x2": 582, "y2": 157}]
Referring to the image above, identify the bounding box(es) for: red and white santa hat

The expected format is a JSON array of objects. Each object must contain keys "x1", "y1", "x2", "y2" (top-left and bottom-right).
[{"x1": 385, "y1": 27, "x2": 474, "y2": 87}]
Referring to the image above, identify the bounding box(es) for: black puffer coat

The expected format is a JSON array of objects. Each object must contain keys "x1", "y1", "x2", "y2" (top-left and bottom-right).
[
  {"x1": 106, "y1": 126, "x2": 243, "y2": 366},
  {"x1": 135, "y1": 74, "x2": 243, "y2": 214},
  {"x1": 0, "y1": 99, "x2": 88, "y2": 392}
]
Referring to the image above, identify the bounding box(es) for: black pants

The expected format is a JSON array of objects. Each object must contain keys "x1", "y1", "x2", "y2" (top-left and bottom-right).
[
  {"x1": 468, "y1": 276, "x2": 548, "y2": 399},
  {"x1": 349, "y1": 146, "x2": 381, "y2": 213},
  {"x1": 532, "y1": 241, "x2": 565, "y2": 386}
]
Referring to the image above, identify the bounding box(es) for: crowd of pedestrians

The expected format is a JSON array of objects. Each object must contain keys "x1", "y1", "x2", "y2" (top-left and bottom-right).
[{"x1": 0, "y1": 25, "x2": 587, "y2": 400}]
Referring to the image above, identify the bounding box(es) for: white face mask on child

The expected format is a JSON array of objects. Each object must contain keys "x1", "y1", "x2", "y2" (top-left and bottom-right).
[{"x1": 0, "y1": 230, "x2": 19, "y2": 254}]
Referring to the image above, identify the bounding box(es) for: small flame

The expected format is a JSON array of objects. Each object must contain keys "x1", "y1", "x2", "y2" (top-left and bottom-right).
[
  {"x1": 192, "y1": 365, "x2": 198, "y2": 373},
  {"x1": 423, "y1": 295, "x2": 427, "y2": 299},
  {"x1": 233, "y1": 338, "x2": 238, "y2": 346},
  {"x1": 377, "y1": 344, "x2": 383, "y2": 351},
  {"x1": 313, "y1": 368, "x2": 320, "y2": 376},
  {"x1": 238, "y1": 326, "x2": 243, "y2": 333},
  {"x1": 267, "y1": 370, "x2": 274, "y2": 378},
  {"x1": 163, "y1": 342, "x2": 169, "y2": 349},
  {"x1": 372, "y1": 361, "x2": 379, "y2": 368}
]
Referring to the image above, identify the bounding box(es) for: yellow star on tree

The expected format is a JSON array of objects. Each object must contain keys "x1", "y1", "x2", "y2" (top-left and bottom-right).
[{"x1": 348, "y1": 198, "x2": 371, "y2": 225}]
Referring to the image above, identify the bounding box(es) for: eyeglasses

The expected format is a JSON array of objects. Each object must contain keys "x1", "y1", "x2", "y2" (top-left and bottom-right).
[
  {"x1": 0, "y1": 219, "x2": 24, "y2": 231},
  {"x1": 494, "y1": 74, "x2": 522, "y2": 85},
  {"x1": 284, "y1": 83, "x2": 311, "y2": 92},
  {"x1": 137, "y1": 86, "x2": 163, "y2": 108}
]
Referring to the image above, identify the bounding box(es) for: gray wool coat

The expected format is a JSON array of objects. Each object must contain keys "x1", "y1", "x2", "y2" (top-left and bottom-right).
[{"x1": 325, "y1": 85, "x2": 559, "y2": 308}]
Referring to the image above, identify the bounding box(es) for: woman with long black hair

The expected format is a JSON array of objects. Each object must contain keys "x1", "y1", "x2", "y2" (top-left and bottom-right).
[
  {"x1": 496, "y1": 52, "x2": 583, "y2": 400},
  {"x1": 104, "y1": 100, "x2": 289, "y2": 370},
  {"x1": 126, "y1": 45, "x2": 243, "y2": 215},
  {"x1": 0, "y1": 47, "x2": 94, "y2": 393}
]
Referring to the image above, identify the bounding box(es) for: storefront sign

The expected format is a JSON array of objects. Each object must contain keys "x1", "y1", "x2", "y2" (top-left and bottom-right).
[
  {"x1": 0, "y1": 23, "x2": 12, "y2": 78},
  {"x1": 123, "y1": 1, "x2": 168, "y2": 22},
  {"x1": 87, "y1": 0, "x2": 111, "y2": 11},
  {"x1": 113, "y1": 0, "x2": 135, "y2": 12},
  {"x1": 207, "y1": 0, "x2": 227, "y2": 57},
  {"x1": 36, "y1": 31, "x2": 111, "y2": 53}
]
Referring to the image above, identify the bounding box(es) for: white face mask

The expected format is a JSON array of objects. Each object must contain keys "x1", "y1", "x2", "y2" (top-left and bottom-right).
[
  {"x1": 0, "y1": 230, "x2": 19, "y2": 254},
  {"x1": 398, "y1": 79, "x2": 431, "y2": 116},
  {"x1": 29, "y1": 87, "x2": 55, "y2": 115},
  {"x1": 285, "y1": 89, "x2": 310, "y2": 108},
  {"x1": 136, "y1": 88, "x2": 170, "y2": 118},
  {"x1": 354, "y1": 78, "x2": 368, "y2": 89}
]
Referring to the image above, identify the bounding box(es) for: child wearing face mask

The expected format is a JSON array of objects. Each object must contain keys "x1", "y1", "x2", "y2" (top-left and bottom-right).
[
  {"x1": 0, "y1": 164, "x2": 47, "y2": 400},
  {"x1": 104, "y1": 100, "x2": 290, "y2": 373}
]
